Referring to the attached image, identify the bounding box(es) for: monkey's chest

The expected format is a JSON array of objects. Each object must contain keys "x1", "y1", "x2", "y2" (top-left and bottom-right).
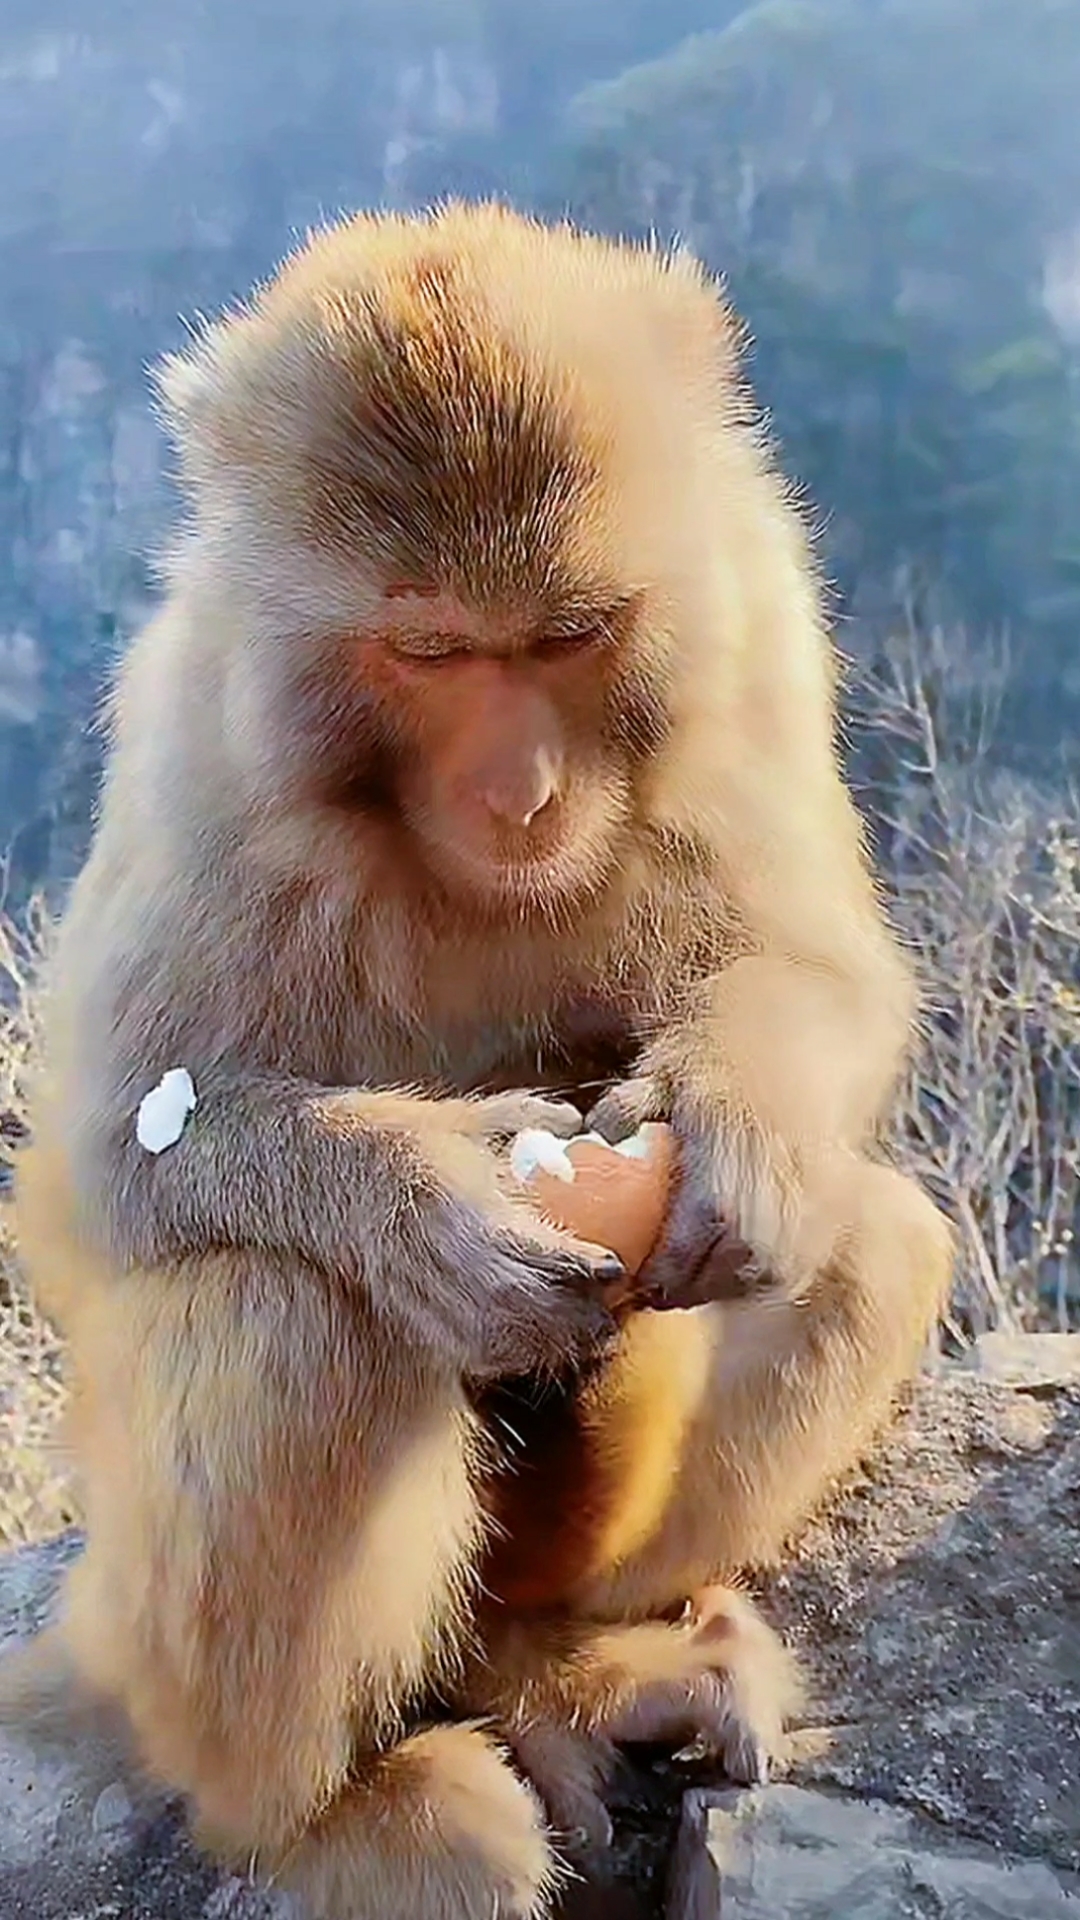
[
  {"x1": 332, "y1": 989, "x2": 642, "y2": 1104},
  {"x1": 460, "y1": 993, "x2": 642, "y2": 1105}
]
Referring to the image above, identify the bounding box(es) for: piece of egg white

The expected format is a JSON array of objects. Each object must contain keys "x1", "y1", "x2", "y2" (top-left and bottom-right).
[{"x1": 136, "y1": 1067, "x2": 197, "y2": 1154}]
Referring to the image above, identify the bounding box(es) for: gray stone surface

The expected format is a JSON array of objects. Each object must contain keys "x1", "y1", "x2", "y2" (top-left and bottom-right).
[
  {"x1": 767, "y1": 1333, "x2": 1080, "y2": 1877},
  {"x1": 667, "y1": 1785, "x2": 1080, "y2": 1920},
  {"x1": 0, "y1": 1333, "x2": 1078, "y2": 1919},
  {"x1": 962, "y1": 1327, "x2": 1080, "y2": 1387},
  {"x1": 0, "y1": 1536, "x2": 292, "y2": 1919}
]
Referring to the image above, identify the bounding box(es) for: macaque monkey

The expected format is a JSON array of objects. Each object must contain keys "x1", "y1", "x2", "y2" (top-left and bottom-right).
[{"x1": 11, "y1": 202, "x2": 952, "y2": 1918}]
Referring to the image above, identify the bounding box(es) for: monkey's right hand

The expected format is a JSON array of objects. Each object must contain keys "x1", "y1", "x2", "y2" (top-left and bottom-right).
[
  {"x1": 403, "y1": 1110, "x2": 623, "y2": 1384},
  {"x1": 306, "y1": 1087, "x2": 618, "y2": 1381}
]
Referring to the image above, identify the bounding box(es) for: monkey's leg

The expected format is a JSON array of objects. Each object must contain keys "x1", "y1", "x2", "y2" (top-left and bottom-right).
[
  {"x1": 570, "y1": 1160, "x2": 953, "y2": 1617},
  {"x1": 461, "y1": 1583, "x2": 800, "y2": 1857},
  {"x1": 466, "y1": 1162, "x2": 949, "y2": 1844},
  {"x1": 54, "y1": 1256, "x2": 558, "y2": 1920}
]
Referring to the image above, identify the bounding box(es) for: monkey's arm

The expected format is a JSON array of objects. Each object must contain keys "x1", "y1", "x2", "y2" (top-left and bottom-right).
[
  {"x1": 58, "y1": 1053, "x2": 615, "y2": 1381},
  {"x1": 593, "y1": 607, "x2": 913, "y2": 1295}
]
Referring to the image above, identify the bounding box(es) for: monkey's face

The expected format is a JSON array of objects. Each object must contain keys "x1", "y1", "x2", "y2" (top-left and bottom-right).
[
  {"x1": 333, "y1": 586, "x2": 664, "y2": 914},
  {"x1": 158, "y1": 206, "x2": 725, "y2": 906}
]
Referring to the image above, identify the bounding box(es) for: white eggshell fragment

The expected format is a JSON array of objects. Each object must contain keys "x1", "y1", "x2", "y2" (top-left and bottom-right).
[
  {"x1": 613, "y1": 1132, "x2": 652, "y2": 1160},
  {"x1": 509, "y1": 1124, "x2": 656, "y2": 1185},
  {"x1": 136, "y1": 1067, "x2": 197, "y2": 1154},
  {"x1": 509, "y1": 1127, "x2": 577, "y2": 1184}
]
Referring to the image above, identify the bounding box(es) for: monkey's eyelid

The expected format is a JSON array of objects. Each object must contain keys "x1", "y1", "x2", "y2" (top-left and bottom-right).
[
  {"x1": 538, "y1": 625, "x2": 607, "y2": 648},
  {"x1": 533, "y1": 627, "x2": 608, "y2": 655},
  {"x1": 385, "y1": 636, "x2": 471, "y2": 663}
]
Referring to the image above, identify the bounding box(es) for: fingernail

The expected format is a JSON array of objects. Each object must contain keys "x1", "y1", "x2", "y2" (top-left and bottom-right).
[{"x1": 595, "y1": 1253, "x2": 625, "y2": 1283}]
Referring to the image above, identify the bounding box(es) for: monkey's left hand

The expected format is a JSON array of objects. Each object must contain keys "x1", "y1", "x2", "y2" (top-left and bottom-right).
[
  {"x1": 585, "y1": 952, "x2": 891, "y2": 1309},
  {"x1": 586, "y1": 1072, "x2": 842, "y2": 1311}
]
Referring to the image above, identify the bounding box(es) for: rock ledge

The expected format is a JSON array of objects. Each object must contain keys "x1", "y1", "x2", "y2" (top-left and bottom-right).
[{"x1": 1, "y1": 1332, "x2": 1078, "y2": 1919}]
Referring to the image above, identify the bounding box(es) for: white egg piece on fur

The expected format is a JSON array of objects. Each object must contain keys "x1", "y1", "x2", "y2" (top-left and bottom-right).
[{"x1": 136, "y1": 1067, "x2": 197, "y2": 1153}]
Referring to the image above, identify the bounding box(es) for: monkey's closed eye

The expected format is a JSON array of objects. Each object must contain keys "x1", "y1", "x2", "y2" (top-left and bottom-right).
[
  {"x1": 533, "y1": 629, "x2": 606, "y2": 661},
  {"x1": 387, "y1": 638, "x2": 471, "y2": 668}
]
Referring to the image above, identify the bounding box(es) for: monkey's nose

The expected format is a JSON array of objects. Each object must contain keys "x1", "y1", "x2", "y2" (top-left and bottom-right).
[
  {"x1": 520, "y1": 784, "x2": 556, "y2": 827},
  {"x1": 482, "y1": 754, "x2": 558, "y2": 828}
]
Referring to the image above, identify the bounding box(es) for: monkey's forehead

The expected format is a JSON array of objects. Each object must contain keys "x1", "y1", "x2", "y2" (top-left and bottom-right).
[{"x1": 278, "y1": 205, "x2": 729, "y2": 445}]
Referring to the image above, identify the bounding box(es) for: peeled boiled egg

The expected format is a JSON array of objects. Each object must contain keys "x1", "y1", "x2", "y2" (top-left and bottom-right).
[{"x1": 510, "y1": 1121, "x2": 674, "y2": 1278}]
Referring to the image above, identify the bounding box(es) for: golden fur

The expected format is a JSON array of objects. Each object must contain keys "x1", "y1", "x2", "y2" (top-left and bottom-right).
[{"x1": 9, "y1": 202, "x2": 951, "y2": 1919}]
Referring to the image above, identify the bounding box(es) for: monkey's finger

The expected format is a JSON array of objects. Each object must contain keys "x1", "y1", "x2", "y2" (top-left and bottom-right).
[
  {"x1": 722, "y1": 1728, "x2": 772, "y2": 1789},
  {"x1": 585, "y1": 1075, "x2": 666, "y2": 1145},
  {"x1": 539, "y1": 1232, "x2": 629, "y2": 1297},
  {"x1": 567, "y1": 1235, "x2": 627, "y2": 1278},
  {"x1": 566, "y1": 1238, "x2": 637, "y2": 1311},
  {"x1": 496, "y1": 1214, "x2": 627, "y2": 1293},
  {"x1": 476, "y1": 1091, "x2": 585, "y2": 1141},
  {"x1": 506, "y1": 1724, "x2": 615, "y2": 1860},
  {"x1": 638, "y1": 1190, "x2": 761, "y2": 1308},
  {"x1": 645, "y1": 1241, "x2": 765, "y2": 1310},
  {"x1": 672, "y1": 1722, "x2": 771, "y2": 1786}
]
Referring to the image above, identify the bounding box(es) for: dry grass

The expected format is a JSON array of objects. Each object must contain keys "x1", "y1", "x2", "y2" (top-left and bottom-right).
[
  {"x1": 0, "y1": 624, "x2": 1077, "y2": 1542},
  {"x1": 0, "y1": 1216, "x2": 73, "y2": 1548},
  {"x1": 0, "y1": 900, "x2": 76, "y2": 1547},
  {"x1": 854, "y1": 623, "x2": 1080, "y2": 1336}
]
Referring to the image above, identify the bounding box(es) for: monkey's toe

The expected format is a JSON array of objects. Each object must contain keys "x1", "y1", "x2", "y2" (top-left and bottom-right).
[
  {"x1": 507, "y1": 1723, "x2": 615, "y2": 1864},
  {"x1": 716, "y1": 1723, "x2": 773, "y2": 1788}
]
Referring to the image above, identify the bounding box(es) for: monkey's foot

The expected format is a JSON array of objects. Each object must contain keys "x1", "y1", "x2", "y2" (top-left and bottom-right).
[
  {"x1": 215, "y1": 1723, "x2": 559, "y2": 1920},
  {"x1": 505, "y1": 1721, "x2": 616, "y2": 1862},
  {"x1": 478, "y1": 1587, "x2": 801, "y2": 1864},
  {"x1": 578, "y1": 1586, "x2": 799, "y2": 1788}
]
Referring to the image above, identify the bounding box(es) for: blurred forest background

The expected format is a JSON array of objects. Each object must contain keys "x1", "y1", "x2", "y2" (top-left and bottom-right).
[
  {"x1": 3, "y1": 0, "x2": 1080, "y2": 893},
  {"x1": 1, "y1": 0, "x2": 1080, "y2": 1452}
]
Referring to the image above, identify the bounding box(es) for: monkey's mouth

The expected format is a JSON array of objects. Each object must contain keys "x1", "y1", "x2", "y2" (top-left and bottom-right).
[
  {"x1": 417, "y1": 805, "x2": 626, "y2": 917},
  {"x1": 444, "y1": 836, "x2": 603, "y2": 913}
]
